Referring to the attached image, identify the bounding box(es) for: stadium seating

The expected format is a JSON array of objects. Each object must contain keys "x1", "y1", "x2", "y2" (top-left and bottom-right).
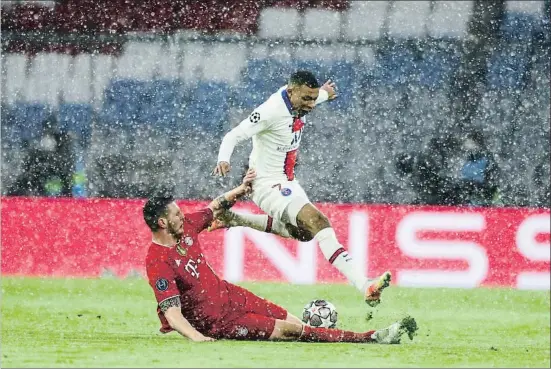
[
  {"x1": 1, "y1": 0, "x2": 549, "y2": 207},
  {"x1": 343, "y1": 1, "x2": 388, "y2": 41},
  {"x1": 101, "y1": 80, "x2": 149, "y2": 129},
  {"x1": 487, "y1": 44, "x2": 531, "y2": 90},
  {"x1": 184, "y1": 81, "x2": 232, "y2": 133},
  {"x1": 3, "y1": 53, "x2": 27, "y2": 106},
  {"x1": 375, "y1": 45, "x2": 418, "y2": 86},
  {"x1": 239, "y1": 58, "x2": 295, "y2": 108},
  {"x1": 58, "y1": 103, "x2": 94, "y2": 147},
  {"x1": 387, "y1": 1, "x2": 431, "y2": 39},
  {"x1": 258, "y1": 7, "x2": 301, "y2": 39},
  {"x1": 1, "y1": 0, "x2": 262, "y2": 35},
  {"x1": 302, "y1": 8, "x2": 342, "y2": 40},
  {"x1": 502, "y1": 12, "x2": 543, "y2": 42},
  {"x1": 427, "y1": 1, "x2": 473, "y2": 39},
  {"x1": 418, "y1": 44, "x2": 461, "y2": 89},
  {"x1": 140, "y1": 79, "x2": 186, "y2": 133},
  {"x1": 10, "y1": 103, "x2": 50, "y2": 143},
  {"x1": 64, "y1": 54, "x2": 93, "y2": 104}
]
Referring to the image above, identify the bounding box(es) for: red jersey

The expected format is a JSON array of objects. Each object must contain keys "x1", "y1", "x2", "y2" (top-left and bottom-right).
[{"x1": 145, "y1": 208, "x2": 237, "y2": 333}]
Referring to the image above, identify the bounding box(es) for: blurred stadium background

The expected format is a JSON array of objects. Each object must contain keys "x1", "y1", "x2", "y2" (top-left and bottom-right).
[
  {"x1": 1, "y1": 1, "x2": 550, "y2": 367},
  {"x1": 1, "y1": 0, "x2": 549, "y2": 206}
]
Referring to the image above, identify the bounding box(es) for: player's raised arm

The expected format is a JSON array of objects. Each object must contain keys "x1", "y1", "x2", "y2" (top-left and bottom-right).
[
  {"x1": 316, "y1": 79, "x2": 337, "y2": 105},
  {"x1": 161, "y1": 297, "x2": 215, "y2": 342},
  {"x1": 213, "y1": 107, "x2": 272, "y2": 176}
]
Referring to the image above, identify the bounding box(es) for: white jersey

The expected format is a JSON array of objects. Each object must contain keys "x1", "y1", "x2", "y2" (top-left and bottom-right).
[{"x1": 217, "y1": 86, "x2": 329, "y2": 181}]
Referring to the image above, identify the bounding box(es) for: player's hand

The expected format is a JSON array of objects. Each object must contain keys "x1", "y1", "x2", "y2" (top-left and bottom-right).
[
  {"x1": 208, "y1": 210, "x2": 234, "y2": 232},
  {"x1": 240, "y1": 168, "x2": 256, "y2": 195},
  {"x1": 212, "y1": 161, "x2": 231, "y2": 177},
  {"x1": 207, "y1": 218, "x2": 229, "y2": 232},
  {"x1": 321, "y1": 79, "x2": 338, "y2": 100}
]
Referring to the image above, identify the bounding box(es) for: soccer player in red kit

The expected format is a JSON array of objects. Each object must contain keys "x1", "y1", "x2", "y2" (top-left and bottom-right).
[{"x1": 144, "y1": 169, "x2": 418, "y2": 343}]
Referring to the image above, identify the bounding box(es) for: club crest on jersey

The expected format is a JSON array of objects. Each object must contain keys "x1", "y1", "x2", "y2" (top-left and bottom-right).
[
  {"x1": 249, "y1": 111, "x2": 261, "y2": 124},
  {"x1": 155, "y1": 278, "x2": 169, "y2": 292},
  {"x1": 281, "y1": 188, "x2": 292, "y2": 196},
  {"x1": 184, "y1": 236, "x2": 194, "y2": 246}
]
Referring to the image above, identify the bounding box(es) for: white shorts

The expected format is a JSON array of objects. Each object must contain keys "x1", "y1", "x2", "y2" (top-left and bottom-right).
[{"x1": 251, "y1": 178, "x2": 311, "y2": 226}]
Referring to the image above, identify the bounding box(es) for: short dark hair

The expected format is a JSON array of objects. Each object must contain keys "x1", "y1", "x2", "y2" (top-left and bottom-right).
[
  {"x1": 143, "y1": 195, "x2": 174, "y2": 231},
  {"x1": 289, "y1": 70, "x2": 320, "y2": 89}
]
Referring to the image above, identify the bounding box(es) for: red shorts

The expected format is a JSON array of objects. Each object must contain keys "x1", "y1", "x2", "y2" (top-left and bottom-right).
[{"x1": 208, "y1": 284, "x2": 288, "y2": 340}]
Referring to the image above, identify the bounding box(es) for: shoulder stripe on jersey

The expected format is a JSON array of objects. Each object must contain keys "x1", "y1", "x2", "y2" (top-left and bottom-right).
[
  {"x1": 281, "y1": 89, "x2": 293, "y2": 115},
  {"x1": 284, "y1": 149, "x2": 298, "y2": 181}
]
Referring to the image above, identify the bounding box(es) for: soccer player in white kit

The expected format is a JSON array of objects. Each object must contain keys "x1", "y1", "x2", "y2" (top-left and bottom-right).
[{"x1": 212, "y1": 71, "x2": 391, "y2": 307}]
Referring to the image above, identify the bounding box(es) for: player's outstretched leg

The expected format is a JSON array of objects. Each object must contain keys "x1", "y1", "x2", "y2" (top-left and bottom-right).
[
  {"x1": 291, "y1": 203, "x2": 391, "y2": 305},
  {"x1": 365, "y1": 271, "x2": 392, "y2": 307},
  {"x1": 209, "y1": 209, "x2": 390, "y2": 306},
  {"x1": 270, "y1": 316, "x2": 418, "y2": 344},
  {"x1": 370, "y1": 315, "x2": 418, "y2": 344},
  {"x1": 209, "y1": 210, "x2": 317, "y2": 241},
  {"x1": 208, "y1": 211, "x2": 295, "y2": 238}
]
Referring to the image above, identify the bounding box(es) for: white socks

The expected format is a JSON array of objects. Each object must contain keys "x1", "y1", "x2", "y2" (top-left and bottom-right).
[
  {"x1": 229, "y1": 213, "x2": 291, "y2": 238},
  {"x1": 314, "y1": 228, "x2": 368, "y2": 292},
  {"x1": 229, "y1": 213, "x2": 367, "y2": 293}
]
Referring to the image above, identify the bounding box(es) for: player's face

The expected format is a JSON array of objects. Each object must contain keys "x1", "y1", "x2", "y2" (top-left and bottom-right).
[
  {"x1": 288, "y1": 85, "x2": 319, "y2": 115},
  {"x1": 163, "y1": 202, "x2": 185, "y2": 238}
]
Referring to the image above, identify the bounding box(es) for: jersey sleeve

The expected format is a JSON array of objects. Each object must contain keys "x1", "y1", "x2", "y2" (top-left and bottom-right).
[
  {"x1": 217, "y1": 103, "x2": 275, "y2": 163},
  {"x1": 147, "y1": 260, "x2": 180, "y2": 304},
  {"x1": 186, "y1": 208, "x2": 214, "y2": 233},
  {"x1": 235, "y1": 104, "x2": 275, "y2": 138},
  {"x1": 315, "y1": 89, "x2": 329, "y2": 105}
]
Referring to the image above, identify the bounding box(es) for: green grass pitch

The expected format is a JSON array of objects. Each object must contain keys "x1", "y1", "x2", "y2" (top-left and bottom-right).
[{"x1": 1, "y1": 277, "x2": 549, "y2": 368}]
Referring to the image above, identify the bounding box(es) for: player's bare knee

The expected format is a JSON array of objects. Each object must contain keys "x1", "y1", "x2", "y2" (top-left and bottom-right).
[
  {"x1": 284, "y1": 313, "x2": 303, "y2": 326},
  {"x1": 296, "y1": 205, "x2": 330, "y2": 234},
  {"x1": 285, "y1": 224, "x2": 314, "y2": 242}
]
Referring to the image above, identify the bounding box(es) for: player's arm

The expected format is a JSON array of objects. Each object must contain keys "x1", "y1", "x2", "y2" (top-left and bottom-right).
[
  {"x1": 148, "y1": 264, "x2": 214, "y2": 341},
  {"x1": 208, "y1": 169, "x2": 256, "y2": 217},
  {"x1": 316, "y1": 80, "x2": 337, "y2": 105},
  {"x1": 160, "y1": 297, "x2": 215, "y2": 342},
  {"x1": 213, "y1": 107, "x2": 272, "y2": 176}
]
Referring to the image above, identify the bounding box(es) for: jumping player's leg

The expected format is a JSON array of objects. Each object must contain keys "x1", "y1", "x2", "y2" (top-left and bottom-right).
[
  {"x1": 215, "y1": 179, "x2": 389, "y2": 305},
  {"x1": 210, "y1": 179, "x2": 313, "y2": 241},
  {"x1": 290, "y1": 202, "x2": 391, "y2": 306},
  {"x1": 210, "y1": 210, "x2": 313, "y2": 241}
]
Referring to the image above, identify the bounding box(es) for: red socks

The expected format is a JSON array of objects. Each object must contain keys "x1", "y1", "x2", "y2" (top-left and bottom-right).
[{"x1": 299, "y1": 325, "x2": 375, "y2": 343}]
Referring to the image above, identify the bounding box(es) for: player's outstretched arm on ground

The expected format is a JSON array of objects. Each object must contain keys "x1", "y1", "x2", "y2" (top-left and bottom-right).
[
  {"x1": 161, "y1": 297, "x2": 216, "y2": 342},
  {"x1": 208, "y1": 169, "x2": 256, "y2": 216}
]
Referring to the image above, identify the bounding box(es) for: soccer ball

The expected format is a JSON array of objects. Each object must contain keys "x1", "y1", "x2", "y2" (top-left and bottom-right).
[{"x1": 302, "y1": 299, "x2": 338, "y2": 328}]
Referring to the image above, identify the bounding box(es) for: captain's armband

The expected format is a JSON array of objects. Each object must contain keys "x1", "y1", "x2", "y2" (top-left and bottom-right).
[{"x1": 159, "y1": 296, "x2": 181, "y2": 313}]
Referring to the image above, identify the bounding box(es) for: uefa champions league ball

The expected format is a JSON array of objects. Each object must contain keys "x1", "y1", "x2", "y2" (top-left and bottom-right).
[{"x1": 302, "y1": 299, "x2": 338, "y2": 328}]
